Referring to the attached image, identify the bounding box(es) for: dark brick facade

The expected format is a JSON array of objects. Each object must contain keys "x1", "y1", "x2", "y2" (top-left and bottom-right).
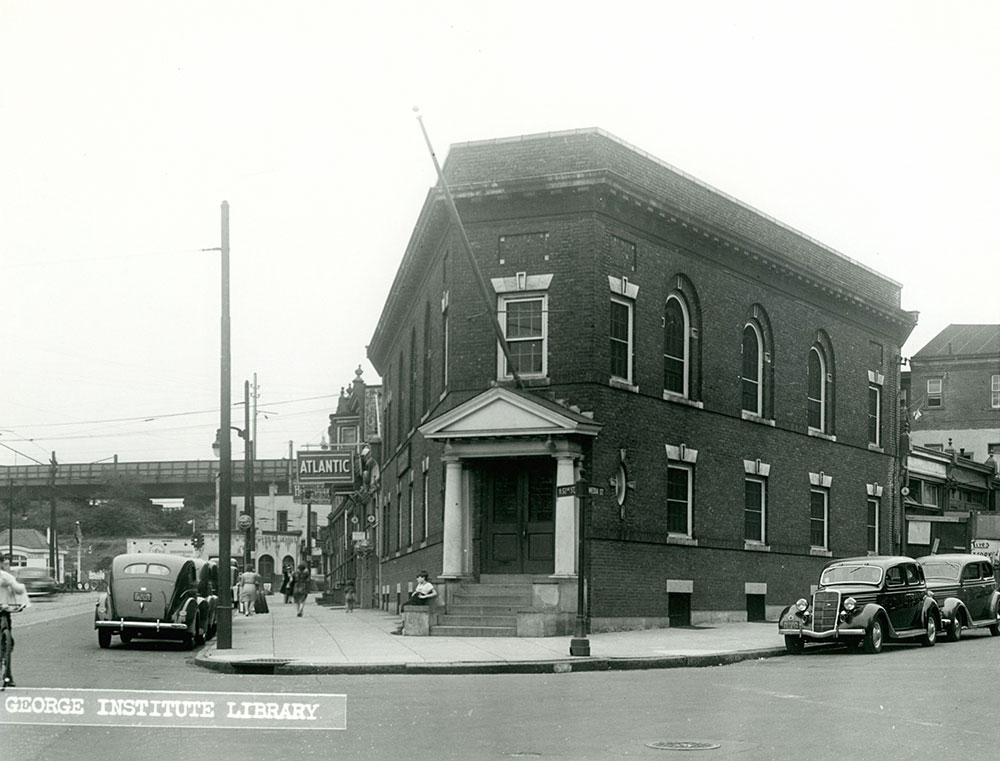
[{"x1": 369, "y1": 129, "x2": 916, "y2": 626}]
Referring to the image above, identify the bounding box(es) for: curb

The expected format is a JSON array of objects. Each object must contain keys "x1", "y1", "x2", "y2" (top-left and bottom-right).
[{"x1": 194, "y1": 646, "x2": 787, "y2": 675}]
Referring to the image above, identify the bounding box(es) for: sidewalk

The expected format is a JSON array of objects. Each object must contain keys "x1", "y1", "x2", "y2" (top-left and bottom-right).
[{"x1": 195, "y1": 595, "x2": 788, "y2": 674}]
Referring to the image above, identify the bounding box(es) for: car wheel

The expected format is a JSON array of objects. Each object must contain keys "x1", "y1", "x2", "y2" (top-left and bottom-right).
[
  {"x1": 784, "y1": 635, "x2": 804, "y2": 655},
  {"x1": 98, "y1": 629, "x2": 112, "y2": 649},
  {"x1": 120, "y1": 630, "x2": 133, "y2": 645},
  {"x1": 182, "y1": 615, "x2": 199, "y2": 650},
  {"x1": 863, "y1": 619, "x2": 883, "y2": 654},
  {"x1": 921, "y1": 615, "x2": 937, "y2": 647},
  {"x1": 950, "y1": 616, "x2": 963, "y2": 642}
]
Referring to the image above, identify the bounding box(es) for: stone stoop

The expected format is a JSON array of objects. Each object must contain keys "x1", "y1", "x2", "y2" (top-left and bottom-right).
[{"x1": 429, "y1": 575, "x2": 574, "y2": 637}]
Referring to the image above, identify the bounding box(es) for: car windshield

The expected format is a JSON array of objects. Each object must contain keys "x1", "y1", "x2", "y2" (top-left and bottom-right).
[
  {"x1": 122, "y1": 563, "x2": 171, "y2": 576},
  {"x1": 820, "y1": 564, "x2": 883, "y2": 585},
  {"x1": 920, "y1": 561, "x2": 962, "y2": 581}
]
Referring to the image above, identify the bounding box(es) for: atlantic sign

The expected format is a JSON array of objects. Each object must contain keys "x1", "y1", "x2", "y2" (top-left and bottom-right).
[{"x1": 296, "y1": 450, "x2": 354, "y2": 484}]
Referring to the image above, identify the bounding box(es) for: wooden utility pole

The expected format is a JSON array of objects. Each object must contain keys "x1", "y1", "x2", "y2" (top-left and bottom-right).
[{"x1": 48, "y1": 452, "x2": 57, "y2": 574}]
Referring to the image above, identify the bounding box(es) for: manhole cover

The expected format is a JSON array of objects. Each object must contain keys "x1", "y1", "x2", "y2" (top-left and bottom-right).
[{"x1": 646, "y1": 741, "x2": 721, "y2": 751}]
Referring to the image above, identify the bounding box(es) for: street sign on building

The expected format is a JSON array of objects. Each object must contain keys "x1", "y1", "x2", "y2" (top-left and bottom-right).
[
  {"x1": 296, "y1": 450, "x2": 354, "y2": 484},
  {"x1": 293, "y1": 482, "x2": 332, "y2": 504}
]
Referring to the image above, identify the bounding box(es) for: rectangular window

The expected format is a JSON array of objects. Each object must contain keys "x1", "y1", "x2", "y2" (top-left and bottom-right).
[
  {"x1": 395, "y1": 488, "x2": 402, "y2": 550},
  {"x1": 810, "y1": 489, "x2": 829, "y2": 549},
  {"x1": 665, "y1": 464, "x2": 692, "y2": 536},
  {"x1": 499, "y1": 294, "x2": 547, "y2": 378},
  {"x1": 338, "y1": 426, "x2": 358, "y2": 445},
  {"x1": 276, "y1": 510, "x2": 288, "y2": 533},
  {"x1": 441, "y1": 310, "x2": 449, "y2": 390},
  {"x1": 868, "y1": 383, "x2": 881, "y2": 446},
  {"x1": 927, "y1": 378, "x2": 943, "y2": 408},
  {"x1": 744, "y1": 477, "x2": 766, "y2": 543},
  {"x1": 422, "y1": 471, "x2": 430, "y2": 540},
  {"x1": 408, "y1": 480, "x2": 414, "y2": 547},
  {"x1": 867, "y1": 498, "x2": 879, "y2": 553},
  {"x1": 992, "y1": 375, "x2": 1000, "y2": 409},
  {"x1": 610, "y1": 296, "x2": 633, "y2": 383}
]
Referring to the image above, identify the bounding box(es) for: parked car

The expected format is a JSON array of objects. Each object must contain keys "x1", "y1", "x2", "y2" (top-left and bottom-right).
[
  {"x1": 192, "y1": 558, "x2": 219, "y2": 642},
  {"x1": 94, "y1": 553, "x2": 202, "y2": 649},
  {"x1": 778, "y1": 556, "x2": 940, "y2": 654},
  {"x1": 16, "y1": 567, "x2": 59, "y2": 597},
  {"x1": 916, "y1": 553, "x2": 1000, "y2": 640}
]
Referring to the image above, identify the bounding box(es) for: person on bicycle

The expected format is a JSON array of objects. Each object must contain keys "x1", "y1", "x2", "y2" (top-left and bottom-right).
[{"x1": 0, "y1": 553, "x2": 30, "y2": 688}]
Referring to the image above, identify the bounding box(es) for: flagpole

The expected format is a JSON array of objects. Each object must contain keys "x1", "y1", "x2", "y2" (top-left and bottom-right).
[{"x1": 414, "y1": 109, "x2": 524, "y2": 390}]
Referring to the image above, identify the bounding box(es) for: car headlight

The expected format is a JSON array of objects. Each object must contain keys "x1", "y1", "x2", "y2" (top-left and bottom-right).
[
  {"x1": 843, "y1": 597, "x2": 856, "y2": 612},
  {"x1": 795, "y1": 598, "x2": 808, "y2": 612}
]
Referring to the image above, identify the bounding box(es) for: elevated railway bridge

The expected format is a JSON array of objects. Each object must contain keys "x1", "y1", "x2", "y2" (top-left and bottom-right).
[{"x1": 0, "y1": 459, "x2": 295, "y2": 504}]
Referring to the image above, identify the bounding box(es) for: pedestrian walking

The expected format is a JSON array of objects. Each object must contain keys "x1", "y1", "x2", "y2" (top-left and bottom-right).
[
  {"x1": 344, "y1": 580, "x2": 356, "y2": 613},
  {"x1": 292, "y1": 563, "x2": 311, "y2": 617},
  {"x1": 238, "y1": 568, "x2": 260, "y2": 616},
  {"x1": 279, "y1": 566, "x2": 293, "y2": 604}
]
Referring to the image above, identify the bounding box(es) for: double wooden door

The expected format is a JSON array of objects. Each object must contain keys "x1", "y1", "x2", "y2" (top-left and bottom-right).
[{"x1": 480, "y1": 458, "x2": 555, "y2": 574}]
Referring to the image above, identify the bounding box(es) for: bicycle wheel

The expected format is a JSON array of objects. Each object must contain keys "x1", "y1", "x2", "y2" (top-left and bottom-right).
[{"x1": 0, "y1": 625, "x2": 11, "y2": 690}]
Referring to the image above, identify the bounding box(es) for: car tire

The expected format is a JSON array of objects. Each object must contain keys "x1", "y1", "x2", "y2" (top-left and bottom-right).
[
  {"x1": 98, "y1": 628, "x2": 112, "y2": 649},
  {"x1": 784, "y1": 636, "x2": 804, "y2": 655},
  {"x1": 989, "y1": 617, "x2": 1000, "y2": 637},
  {"x1": 120, "y1": 630, "x2": 133, "y2": 645},
  {"x1": 950, "y1": 616, "x2": 963, "y2": 642},
  {"x1": 863, "y1": 619, "x2": 883, "y2": 654},
  {"x1": 921, "y1": 615, "x2": 937, "y2": 647}
]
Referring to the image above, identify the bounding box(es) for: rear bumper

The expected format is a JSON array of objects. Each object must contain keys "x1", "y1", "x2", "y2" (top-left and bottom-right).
[{"x1": 95, "y1": 619, "x2": 188, "y2": 633}]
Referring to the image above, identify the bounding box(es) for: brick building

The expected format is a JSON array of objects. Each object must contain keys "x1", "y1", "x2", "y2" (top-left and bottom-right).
[
  {"x1": 903, "y1": 324, "x2": 1000, "y2": 462},
  {"x1": 367, "y1": 128, "x2": 917, "y2": 633}
]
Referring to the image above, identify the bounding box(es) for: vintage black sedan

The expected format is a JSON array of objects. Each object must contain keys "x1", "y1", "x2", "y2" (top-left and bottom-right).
[
  {"x1": 778, "y1": 556, "x2": 940, "y2": 654},
  {"x1": 94, "y1": 553, "x2": 202, "y2": 649},
  {"x1": 916, "y1": 553, "x2": 1000, "y2": 640}
]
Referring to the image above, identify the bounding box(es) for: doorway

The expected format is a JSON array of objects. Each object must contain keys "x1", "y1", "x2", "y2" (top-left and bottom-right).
[{"x1": 481, "y1": 458, "x2": 555, "y2": 574}]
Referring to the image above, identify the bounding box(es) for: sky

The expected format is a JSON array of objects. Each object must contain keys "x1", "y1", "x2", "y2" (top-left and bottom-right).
[{"x1": 1, "y1": 1, "x2": 997, "y2": 468}]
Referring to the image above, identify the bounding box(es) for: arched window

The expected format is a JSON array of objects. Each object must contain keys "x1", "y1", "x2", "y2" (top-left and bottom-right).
[
  {"x1": 808, "y1": 346, "x2": 827, "y2": 432},
  {"x1": 742, "y1": 323, "x2": 763, "y2": 415},
  {"x1": 663, "y1": 296, "x2": 689, "y2": 396}
]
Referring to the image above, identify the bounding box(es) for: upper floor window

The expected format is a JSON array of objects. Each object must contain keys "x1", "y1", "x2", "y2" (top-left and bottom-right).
[
  {"x1": 664, "y1": 296, "x2": 689, "y2": 396},
  {"x1": 666, "y1": 463, "x2": 693, "y2": 536},
  {"x1": 422, "y1": 303, "x2": 432, "y2": 414},
  {"x1": 992, "y1": 374, "x2": 1000, "y2": 409},
  {"x1": 610, "y1": 296, "x2": 634, "y2": 384},
  {"x1": 498, "y1": 293, "x2": 547, "y2": 379},
  {"x1": 868, "y1": 382, "x2": 882, "y2": 447},
  {"x1": 927, "y1": 378, "x2": 943, "y2": 408},
  {"x1": 867, "y1": 498, "x2": 879, "y2": 553},
  {"x1": 744, "y1": 476, "x2": 766, "y2": 543},
  {"x1": 808, "y1": 346, "x2": 828, "y2": 432},
  {"x1": 741, "y1": 323, "x2": 763, "y2": 415}
]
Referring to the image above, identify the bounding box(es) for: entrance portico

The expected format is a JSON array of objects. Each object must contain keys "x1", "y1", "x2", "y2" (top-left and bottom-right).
[{"x1": 419, "y1": 387, "x2": 602, "y2": 580}]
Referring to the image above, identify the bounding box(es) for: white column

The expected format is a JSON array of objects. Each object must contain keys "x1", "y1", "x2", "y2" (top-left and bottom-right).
[
  {"x1": 441, "y1": 458, "x2": 465, "y2": 578},
  {"x1": 552, "y1": 454, "x2": 578, "y2": 577}
]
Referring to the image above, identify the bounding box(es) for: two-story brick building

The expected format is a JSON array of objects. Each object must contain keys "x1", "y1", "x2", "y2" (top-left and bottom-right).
[
  {"x1": 904, "y1": 324, "x2": 1000, "y2": 462},
  {"x1": 367, "y1": 128, "x2": 917, "y2": 634}
]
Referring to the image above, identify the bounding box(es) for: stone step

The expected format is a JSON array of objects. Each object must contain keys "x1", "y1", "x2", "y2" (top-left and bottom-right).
[
  {"x1": 437, "y1": 614, "x2": 517, "y2": 627},
  {"x1": 446, "y1": 604, "x2": 525, "y2": 616},
  {"x1": 479, "y1": 574, "x2": 550, "y2": 584},
  {"x1": 451, "y1": 593, "x2": 532, "y2": 606},
  {"x1": 430, "y1": 625, "x2": 517, "y2": 637},
  {"x1": 455, "y1": 584, "x2": 534, "y2": 596}
]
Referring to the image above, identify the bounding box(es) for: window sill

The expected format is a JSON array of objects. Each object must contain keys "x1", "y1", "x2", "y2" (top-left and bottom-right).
[
  {"x1": 666, "y1": 535, "x2": 698, "y2": 546},
  {"x1": 867, "y1": 443, "x2": 884, "y2": 452},
  {"x1": 744, "y1": 541, "x2": 771, "y2": 552},
  {"x1": 662, "y1": 391, "x2": 704, "y2": 409},
  {"x1": 741, "y1": 411, "x2": 775, "y2": 426},
  {"x1": 807, "y1": 429, "x2": 837, "y2": 442},
  {"x1": 809, "y1": 547, "x2": 833, "y2": 557},
  {"x1": 610, "y1": 377, "x2": 639, "y2": 393}
]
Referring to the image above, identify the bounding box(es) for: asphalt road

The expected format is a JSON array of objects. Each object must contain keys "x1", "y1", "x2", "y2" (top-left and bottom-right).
[{"x1": 5, "y1": 595, "x2": 998, "y2": 760}]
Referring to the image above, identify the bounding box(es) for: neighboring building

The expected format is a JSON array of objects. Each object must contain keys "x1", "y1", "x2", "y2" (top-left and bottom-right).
[
  {"x1": 320, "y1": 368, "x2": 382, "y2": 608},
  {"x1": 0, "y1": 527, "x2": 68, "y2": 575},
  {"x1": 904, "y1": 324, "x2": 1000, "y2": 462},
  {"x1": 903, "y1": 443, "x2": 1000, "y2": 560},
  {"x1": 367, "y1": 128, "x2": 917, "y2": 633}
]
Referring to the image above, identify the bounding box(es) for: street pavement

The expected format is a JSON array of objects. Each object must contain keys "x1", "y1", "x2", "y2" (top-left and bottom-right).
[{"x1": 196, "y1": 594, "x2": 788, "y2": 674}]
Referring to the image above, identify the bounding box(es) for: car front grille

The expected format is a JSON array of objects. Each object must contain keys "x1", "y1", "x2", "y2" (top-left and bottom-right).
[{"x1": 812, "y1": 590, "x2": 841, "y2": 633}]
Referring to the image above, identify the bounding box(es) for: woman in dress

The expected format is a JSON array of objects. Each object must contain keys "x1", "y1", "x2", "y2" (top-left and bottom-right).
[
  {"x1": 238, "y1": 567, "x2": 260, "y2": 616},
  {"x1": 292, "y1": 563, "x2": 311, "y2": 617}
]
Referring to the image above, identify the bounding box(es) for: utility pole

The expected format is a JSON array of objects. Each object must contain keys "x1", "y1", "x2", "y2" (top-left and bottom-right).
[
  {"x1": 217, "y1": 200, "x2": 233, "y2": 650},
  {"x1": 48, "y1": 452, "x2": 57, "y2": 574},
  {"x1": 244, "y1": 379, "x2": 255, "y2": 568},
  {"x1": 7, "y1": 478, "x2": 14, "y2": 558}
]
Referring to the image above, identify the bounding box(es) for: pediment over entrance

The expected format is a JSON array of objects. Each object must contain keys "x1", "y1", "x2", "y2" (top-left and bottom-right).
[{"x1": 419, "y1": 387, "x2": 602, "y2": 440}]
